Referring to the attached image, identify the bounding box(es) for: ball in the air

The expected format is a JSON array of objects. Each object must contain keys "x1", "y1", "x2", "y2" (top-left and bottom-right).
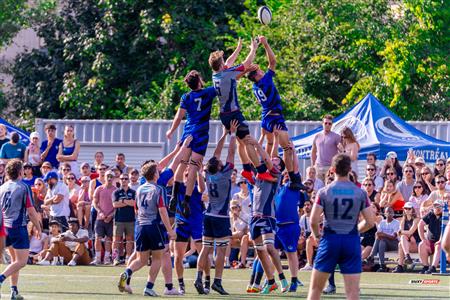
[{"x1": 257, "y1": 6, "x2": 272, "y2": 25}]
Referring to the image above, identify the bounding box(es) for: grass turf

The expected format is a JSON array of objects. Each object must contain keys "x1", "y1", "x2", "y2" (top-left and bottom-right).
[{"x1": 0, "y1": 265, "x2": 449, "y2": 299}]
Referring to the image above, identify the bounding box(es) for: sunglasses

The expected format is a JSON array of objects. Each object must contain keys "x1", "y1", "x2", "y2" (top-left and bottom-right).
[
  {"x1": 364, "y1": 184, "x2": 373, "y2": 187},
  {"x1": 82, "y1": 180, "x2": 90, "y2": 183},
  {"x1": 436, "y1": 163, "x2": 444, "y2": 166},
  {"x1": 324, "y1": 122, "x2": 332, "y2": 125},
  {"x1": 98, "y1": 168, "x2": 106, "y2": 171},
  {"x1": 404, "y1": 207, "x2": 412, "y2": 210},
  {"x1": 62, "y1": 168, "x2": 71, "y2": 171},
  {"x1": 66, "y1": 177, "x2": 76, "y2": 180},
  {"x1": 437, "y1": 181, "x2": 446, "y2": 184},
  {"x1": 106, "y1": 175, "x2": 114, "y2": 178},
  {"x1": 36, "y1": 183, "x2": 43, "y2": 186},
  {"x1": 120, "y1": 178, "x2": 129, "y2": 181},
  {"x1": 414, "y1": 186, "x2": 423, "y2": 189},
  {"x1": 404, "y1": 170, "x2": 413, "y2": 173},
  {"x1": 421, "y1": 172, "x2": 430, "y2": 175},
  {"x1": 387, "y1": 173, "x2": 395, "y2": 176},
  {"x1": 367, "y1": 168, "x2": 375, "y2": 171}
]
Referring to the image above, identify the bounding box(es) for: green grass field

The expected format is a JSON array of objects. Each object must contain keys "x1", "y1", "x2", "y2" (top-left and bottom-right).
[{"x1": 1, "y1": 266, "x2": 449, "y2": 299}]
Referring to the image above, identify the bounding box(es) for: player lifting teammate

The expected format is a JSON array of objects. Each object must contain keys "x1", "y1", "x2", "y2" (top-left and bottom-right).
[
  {"x1": 194, "y1": 120, "x2": 239, "y2": 295},
  {"x1": 307, "y1": 154, "x2": 375, "y2": 300},
  {"x1": 209, "y1": 38, "x2": 277, "y2": 185}
]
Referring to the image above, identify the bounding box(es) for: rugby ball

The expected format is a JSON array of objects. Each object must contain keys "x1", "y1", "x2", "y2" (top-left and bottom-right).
[{"x1": 257, "y1": 6, "x2": 272, "y2": 25}]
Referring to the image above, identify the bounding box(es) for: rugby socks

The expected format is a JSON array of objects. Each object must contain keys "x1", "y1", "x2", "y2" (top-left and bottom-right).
[
  {"x1": 256, "y1": 164, "x2": 268, "y2": 174},
  {"x1": 146, "y1": 281, "x2": 154, "y2": 290},
  {"x1": 205, "y1": 275, "x2": 211, "y2": 289},
  {"x1": 255, "y1": 271, "x2": 264, "y2": 286},
  {"x1": 278, "y1": 272, "x2": 286, "y2": 281},
  {"x1": 184, "y1": 195, "x2": 191, "y2": 203},
  {"x1": 249, "y1": 260, "x2": 258, "y2": 285},
  {"x1": 196, "y1": 271, "x2": 203, "y2": 282},
  {"x1": 213, "y1": 278, "x2": 222, "y2": 285},
  {"x1": 125, "y1": 268, "x2": 133, "y2": 285},
  {"x1": 291, "y1": 277, "x2": 298, "y2": 285},
  {"x1": 268, "y1": 278, "x2": 276, "y2": 286},
  {"x1": 0, "y1": 274, "x2": 5, "y2": 283},
  {"x1": 165, "y1": 283, "x2": 174, "y2": 290},
  {"x1": 328, "y1": 272, "x2": 336, "y2": 287},
  {"x1": 178, "y1": 278, "x2": 185, "y2": 289},
  {"x1": 242, "y1": 164, "x2": 252, "y2": 172},
  {"x1": 11, "y1": 286, "x2": 18, "y2": 293}
]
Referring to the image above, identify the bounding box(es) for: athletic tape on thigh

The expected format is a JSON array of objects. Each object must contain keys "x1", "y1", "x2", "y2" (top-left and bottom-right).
[
  {"x1": 215, "y1": 239, "x2": 229, "y2": 248},
  {"x1": 202, "y1": 240, "x2": 214, "y2": 247},
  {"x1": 189, "y1": 158, "x2": 201, "y2": 168},
  {"x1": 263, "y1": 238, "x2": 274, "y2": 245},
  {"x1": 282, "y1": 145, "x2": 293, "y2": 151},
  {"x1": 255, "y1": 243, "x2": 265, "y2": 250}
]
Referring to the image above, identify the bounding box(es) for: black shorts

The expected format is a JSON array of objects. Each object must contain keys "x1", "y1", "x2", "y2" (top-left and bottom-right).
[
  {"x1": 202, "y1": 215, "x2": 232, "y2": 239},
  {"x1": 135, "y1": 224, "x2": 166, "y2": 252},
  {"x1": 361, "y1": 236, "x2": 375, "y2": 248},
  {"x1": 95, "y1": 220, "x2": 113, "y2": 238},
  {"x1": 219, "y1": 110, "x2": 250, "y2": 140}
]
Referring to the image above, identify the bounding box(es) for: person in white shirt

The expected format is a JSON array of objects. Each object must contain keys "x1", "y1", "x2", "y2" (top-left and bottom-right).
[
  {"x1": 128, "y1": 168, "x2": 141, "y2": 191},
  {"x1": 37, "y1": 218, "x2": 90, "y2": 266},
  {"x1": 43, "y1": 171, "x2": 71, "y2": 231},
  {"x1": 366, "y1": 207, "x2": 400, "y2": 271}
]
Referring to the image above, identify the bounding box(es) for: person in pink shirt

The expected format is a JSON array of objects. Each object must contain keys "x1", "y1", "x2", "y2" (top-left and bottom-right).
[{"x1": 92, "y1": 170, "x2": 116, "y2": 265}]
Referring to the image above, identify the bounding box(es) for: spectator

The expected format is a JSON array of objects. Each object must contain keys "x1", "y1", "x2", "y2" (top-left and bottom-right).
[
  {"x1": 28, "y1": 222, "x2": 49, "y2": 264},
  {"x1": 396, "y1": 165, "x2": 415, "y2": 202},
  {"x1": 361, "y1": 202, "x2": 382, "y2": 260},
  {"x1": 300, "y1": 200, "x2": 318, "y2": 271},
  {"x1": 422, "y1": 175, "x2": 447, "y2": 211},
  {"x1": 0, "y1": 132, "x2": 26, "y2": 161},
  {"x1": 0, "y1": 160, "x2": 5, "y2": 185},
  {"x1": 128, "y1": 168, "x2": 140, "y2": 191},
  {"x1": 38, "y1": 218, "x2": 90, "y2": 266},
  {"x1": 418, "y1": 200, "x2": 443, "y2": 274},
  {"x1": 32, "y1": 178, "x2": 47, "y2": 218},
  {"x1": 229, "y1": 200, "x2": 249, "y2": 269},
  {"x1": 77, "y1": 176, "x2": 92, "y2": 228},
  {"x1": 434, "y1": 158, "x2": 446, "y2": 177},
  {"x1": 392, "y1": 202, "x2": 420, "y2": 273},
  {"x1": 60, "y1": 162, "x2": 73, "y2": 181},
  {"x1": 446, "y1": 167, "x2": 450, "y2": 192},
  {"x1": 366, "y1": 153, "x2": 379, "y2": 175},
  {"x1": 365, "y1": 164, "x2": 384, "y2": 192},
  {"x1": 311, "y1": 114, "x2": 340, "y2": 181},
  {"x1": 40, "y1": 124, "x2": 62, "y2": 170},
  {"x1": 65, "y1": 172, "x2": 80, "y2": 217},
  {"x1": 22, "y1": 162, "x2": 37, "y2": 188},
  {"x1": 380, "y1": 180, "x2": 405, "y2": 217},
  {"x1": 362, "y1": 178, "x2": 380, "y2": 204},
  {"x1": 43, "y1": 171, "x2": 71, "y2": 231},
  {"x1": 79, "y1": 162, "x2": 97, "y2": 181},
  {"x1": 112, "y1": 173, "x2": 136, "y2": 266},
  {"x1": 338, "y1": 127, "x2": 360, "y2": 172},
  {"x1": 302, "y1": 179, "x2": 314, "y2": 199},
  {"x1": 24, "y1": 131, "x2": 42, "y2": 176},
  {"x1": 414, "y1": 157, "x2": 426, "y2": 175},
  {"x1": 380, "y1": 152, "x2": 403, "y2": 181},
  {"x1": 409, "y1": 181, "x2": 429, "y2": 216},
  {"x1": 89, "y1": 163, "x2": 107, "y2": 234},
  {"x1": 0, "y1": 124, "x2": 9, "y2": 149},
  {"x1": 36, "y1": 220, "x2": 61, "y2": 261},
  {"x1": 92, "y1": 170, "x2": 116, "y2": 265},
  {"x1": 40, "y1": 161, "x2": 52, "y2": 177},
  {"x1": 230, "y1": 169, "x2": 240, "y2": 196},
  {"x1": 420, "y1": 166, "x2": 436, "y2": 193},
  {"x1": 349, "y1": 170, "x2": 361, "y2": 187},
  {"x1": 231, "y1": 177, "x2": 251, "y2": 219},
  {"x1": 384, "y1": 167, "x2": 398, "y2": 184},
  {"x1": 115, "y1": 153, "x2": 129, "y2": 175},
  {"x1": 305, "y1": 166, "x2": 324, "y2": 191},
  {"x1": 92, "y1": 151, "x2": 104, "y2": 173},
  {"x1": 366, "y1": 207, "x2": 400, "y2": 272},
  {"x1": 57, "y1": 125, "x2": 80, "y2": 178}
]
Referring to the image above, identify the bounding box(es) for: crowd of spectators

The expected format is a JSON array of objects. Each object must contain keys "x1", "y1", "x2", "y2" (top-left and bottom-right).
[{"x1": 0, "y1": 122, "x2": 449, "y2": 274}]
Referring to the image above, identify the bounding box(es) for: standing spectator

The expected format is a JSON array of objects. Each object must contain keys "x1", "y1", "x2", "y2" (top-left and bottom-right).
[
  {"x1": 0, "y1": 132, "x2": 26, "y2": 161},
  {"x1": 380, "y1": 180, "x2": 405, "y2": 217},
  {"x1": 40, "y1": 124, "x2": 62, "y2": 170},
  {"x1": 434, "y1": 158, "x2": 446, "y2": 177},
  {"x1": 392, "y1": 202, "x2": 420, "y2": 273},
  {"x1": 414, "y1": 157, "x2": 426, "y2": 175},
  {"x1": 60, "y1": 162, "x2": 72, "y2": 181},
  {"x1": 43, "y1": 171, "x2": 70, "y2": 231},
  {"x1": 40, "y1": 161, "x2": 53, "y2": 177},
  {"x1": 79, "y1": 162, "x2": 97, "y2": 181},
  {"x1": 57, "y1": 125, "x2": 80, "y2": 178},
  {"x1": 305, "y1": 166, "x2": 324, "y2": 191},
  {"x1": 77, "y1": 176, "x2": 92, "y2": 229},
  {"x1": 338, "y1": 127, "x2": 360, "y2": 172},
  {"x1": 366, "y1": 207, "x2": 400, "y2": 272},
  {"x1": 128, "y1": 168, "x2": 140, "y2": 191},
  {"x1": 362, "y1": 178, "x2": 380, "y2": 204},
  {"x1": 32, "y1": 178, "x2": 47, "y2": 221},
  {"x1": 396, "y1": 165, "x2": 415, "y2": 202},
  {"x1": 311, "y1": 115, "x2": 340, "y2": 181},
  {"x1": 115, "y1": 153, "x2": 129, "y2": 174},
  {"x1": 418, "y1": 200, "x2": 443, "y2": 274},
  {"x1": 381, "y1": 152, "x2": 403, "y2": 181},
  {"x1": 365, "y1": 164, "x2": 384, "y2": 192},
  {"x1": 24, "y1": 131, "x2": 42, "y2": 176},
  {"x1": 299, "y1": 200, "x2": 317, "y2": 271},
  {"x1": 65, "y1": 172, "x2": 80, "y2": 217},
  {"x1": 366, "y1": 153, "x2": 379, "y2": 175},
  {"x1": 409, "y1": 181, "x2": 429, "y2": 216},
  {"x1": 231, "y1": 178, "x2": 251, "y2": 220},
  {"x1": 92, "y1": 151, "x2": 104, "y2": 173},
  {"x1": 420, "y1": 166, "x2": 436, "y2": 193},
  {"x1": 0, "y1": 160, "x2": 5, "y2": 185},
  {"x1": 422, "y1": 175, "x2": 447, "y2": 211},
  {"x1": 445, "y1": 167, "x2": 450, "y2": 192},
  {"x1": 112, "y1": 173, "x2": 136, "y2": 266},
  {"x1": 230, "y1": 169, "x2": 240, "y2": 197},
  {"x1": 22, "y1": 162, "x2": 37, "y2": 188},
  {"x1": 0, "y1": 124, "x2": 9, "y2": 149},
  {"x1": 92, "y1": 170, "x2": 116, "y2": 265}
]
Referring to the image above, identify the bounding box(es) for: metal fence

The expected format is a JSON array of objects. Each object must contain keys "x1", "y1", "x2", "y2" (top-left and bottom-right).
[{"x1": 35, "y1": 118, "x2": 450, "y2": 176}]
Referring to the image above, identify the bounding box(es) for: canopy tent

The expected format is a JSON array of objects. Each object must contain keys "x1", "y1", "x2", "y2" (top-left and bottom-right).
[
  {"x1": 292, "y1": 93, "x2": 450, "y2": 163},
  {"x1": 0, "y1": 118, "x2": 30, "y2": 145}
]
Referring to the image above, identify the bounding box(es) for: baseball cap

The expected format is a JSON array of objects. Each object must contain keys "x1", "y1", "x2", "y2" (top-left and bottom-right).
[
  {"x1": 105, "y1": 170, "x2": 115, "y2": 177},
  {"x1": 433, "y1": 200, "x2": 443, "y2": 207},
  {"x1": 41, "y1": 161, "x2": 53, "y2": 168},
  {"x1": 68, "y1": 217, "x2": 79, "y2": 225},
  {"x1": 30, "y1": 131, "x2": 40, "y2": 139},
  {"x1": 80, "y1": 176, "x2": 91, "y2": 182},
  {"x1": 43, "y1": 171, "x2": 58, "y2": 182},
  {"x1": 49, "y1": 220, "x2": 61, "y2": 227},
  {"x1": 386, "y1": 151, "x2": 397, "y2": 159},
  {"x1": 0, "y1": 160, "x2": 6, "y2": 166},
  {"x1": 404, "y1": 202, "x2": 414, "y2": 209},
  {"x1": 414, "y1": 157, "x2": 425, "y2": 165},
  {"x1": 23, "y1": 162, "x2": 33, "y2": 168},
  {"x1": 80, "y1": 162, "x2": 90, "y2": 168}
]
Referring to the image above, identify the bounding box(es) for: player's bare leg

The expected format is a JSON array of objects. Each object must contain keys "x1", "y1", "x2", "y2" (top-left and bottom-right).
[
  {"x1": 307, "y1": 269, "x2": 330, "y2": 300},
  {"x1": 342, "y1": 274, "x2": 361, "y2": 300},
  {"x1": 145, "y1": 250, "x2": 163, "y2": 296},
  {"x1": 262, "y1": 128, "x2": 275, "y2": 156},
  {"x1": 183, "y1": 152, "x2": 203, "y2": 213},
  {"x1": 195, "y1": 238, "x2": 214, "y2": 294},
  {"x1": 264, "y1": 233, "x2": 289, "y2": 292},
  {"x1": 241, "y1": 135, "x2": 277, "y2": 183}
]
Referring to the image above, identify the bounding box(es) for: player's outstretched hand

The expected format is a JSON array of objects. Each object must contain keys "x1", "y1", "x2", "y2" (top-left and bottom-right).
[
  {"x1": 273, "y1": 124, "x2": 283, "y2": 137},
  {"x1": 183, "y1": 135, "x2": 193, "y2": 147},
  {"x1": 230, "y1": 119, "x2": 239, "y2": 134},
  {"x1": 258, "y1": 35, "x2": 267, "y2": 45},
  {"x1": 250, "y1": 37, "x2": 260, "y2": 50},
  {"x1": 166, "y1": 129, "x2": 173, "y2": 140},
  {"x1": 236, "y1": 37, "x2": 242, "y2": 49},
  {"x1": 168, "y1": 230, "x2": 177, "y2": 241}
]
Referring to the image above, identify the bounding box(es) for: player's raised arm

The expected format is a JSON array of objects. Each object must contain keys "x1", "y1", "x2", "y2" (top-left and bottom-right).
[
  {"x1": 241, "y1": 38, "x2": 260, "y2": 69},
  {"x1": 225, "y1": 38, "x2": 243, "y2": 68},
  {"x1": 259, "y1": 36, "x2": 276, "y2": 70},
  {"x1": 250, "y1": 136, "x2": 274, "y2": 171},
  {"x1": 166, "y1": 106, "x2": 186, "y2": 140},
  {"x1": 213, "y1": 126, "x2": 229, "y2": 159},
  {"x1": 166, "y1": 135, "x2": 193, "y2": 172},
  {"x1": 226, "y1": 120, "x2": 238, "y2": 166}
]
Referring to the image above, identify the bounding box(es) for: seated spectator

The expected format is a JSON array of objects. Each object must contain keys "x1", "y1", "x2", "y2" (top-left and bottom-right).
[
  {"x1": 305, "y1": 166, "x2": 324, "y2": 191},
  {"x1": 40, "y1": 124, "x2": 62, "y2": 170},
  {"x1": 434, "y1": 158, "x2": 446, "y2": 177},
  {"x1": 28, "y1": 222, "x2": 49, "y2": 264},
  {"x1": 445, "y1": 168, "x2": 450, "y2": 192},
  {"x1": 115, "y1": 153, "x2": 129, "y2": 175},
  {"x1": 414, "y1": 157, "x2": 426, "y2": 176},
  {"x1": 60, "y1": 162, "x2": 72, "y2": 181},
  {"x1": 37, "y1": 218, "x2": 90, "y2": 266},
  {"x1": 0, "y1": 159, "x2": 5, "y2": 185},
  {"x1": 22, "y1": 162, "x2": 37, "y2": 188},
  {"x1": 422, "y1": 175, "x2": 447, "y2": 212},
  {"x1": 396, "y1": 165, "x2": 415, "y2": 201},
  {"x1": 392, "y1": 202, "x2": 420, "y2": 273},
  {"x1": 409, "y1": 181, "x2": 429, "y2": 216},
  {"x1": 229, "y1": 200, "x2": 249, "y2": 269},
  {"x1": 40, "y1": 161, "x2": 53, "y2": 177},
  {"x1": 349, "y1": 170, "x2": 361, "y2": 187},
  {"x1": 418, "y1": 200, "x2": 443, "y2": 274},
  {"x1": 24, "y1": 131, "x2": 42, "y2": 176},
  {"x1": 77, "y1": 176, "x2": 92, "y2": 228},
  {"x1": 365, "y1": 164, "x2": 384, "y2": 192},
  {"x1": 65, "y1": 172, "x2": 80, "y2": 217},
  {"x1": 325, "y1": 175, "x2": 335, "y2": 185},
  {"x1": 37, "y1": 220, "x2": 62, "y2": 260},
  {"x1": 32, "y1": 178, "x2": 47, "y2": 217},
  {"x1": 128, "y1": 168, "x2": 140, "y2": 190},
  {"x1": 91, "y1": 151, "x2": 104, "y2": 174},
  {"x1": 231, "y1": 178, "x2": 251, "y2": 219},
  {"x1": 79, "y1": 162, "x2": 97, "y2": 181},
  {"x1": 366, "y1": 207, "x2": 400, "y2": 272},
  {"x1": 362, "y1": 178, "x2": 380, "y2": 204},
  {"x1": 366, "y1": 153, "x2": 379, "y2": 175},
  {"x1": 43, "y1": 171, "x2": 71, "y2": 231},
  {"x1": 0, "y1": 132, "x2": 26, "y2": 161},
  {"x1": 380, "y1": 180, "x2": 405, "y2": 217},
  {"x1": 303, "y1": 179, "x2": 314, "y2": 199},
  {"x1": 57, "y1": 125, "x2": 81, "y2": 178},
  {"x1": 300, "y1": 200, "x2": 319, "y2": 271},
  {"x1": 419, "y1": 166, "x2": 436, "y2": 193},
  {"x1": 380, "y1": 152, "x2": 402, "y2": 181},
  {"x1": 384, "y1": 167, "x2": 398, "y2": 185},
  {"x1": 361, "y1": 202, "x2": 382, "y2": 260},
  {"x1": 0, "y1": 124, "x2": 9, "y2": 149}
]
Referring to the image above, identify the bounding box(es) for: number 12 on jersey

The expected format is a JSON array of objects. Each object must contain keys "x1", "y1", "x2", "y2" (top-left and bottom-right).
[{"x1": 333, "y1": 198, "x2": 353, "y2": 220}]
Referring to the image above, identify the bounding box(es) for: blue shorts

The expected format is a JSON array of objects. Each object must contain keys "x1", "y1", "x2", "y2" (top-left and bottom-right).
[
  {"x1": 261, "y1": 114, "x2": 287, "y2": 133},
  {"x1": 314, "y1": 234, "x2": 362, "y2": 274},
  {"x1": 180, "y1": 129, "x2": 209, "y2": 156},
  {"x1": 250, "y1": 217, "x2": 276, "y2": 240},
  {"x1": 5, "y1": 226, "x2": 30, "y2": 249},
  {"x1": 135, "y1": 224, "x2": 166, "y2": 252},
  {"x1": 159, "y1": 224, "x2": 169, "y2": 245},
  {"x1": 219, "y1": 110, "x2": 250, "y2": 140},
  {"x1": 202, "y1": 215, "x2": 232, "y2": 239},
  {"x1": 175, "y1": 219, "x2": 202, "y2": 242},
  {"x1": 275, "y1": 223, "x2": 300, "y2": 253}
]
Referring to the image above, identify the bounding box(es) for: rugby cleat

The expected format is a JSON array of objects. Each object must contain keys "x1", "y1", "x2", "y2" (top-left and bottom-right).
[
  {"x1": 241, "y1": 170, "x2": 255, "y2": 185},
  {"x1": 143, "y1": 288, "x2": 158, "y2": 297},
  {"x1": 118, "y1": 272, "x2": 128, "y2": 293},
  {"x1": 323, "y1": 284, "x2": 336, "y2": 295},
  {"x1": 211, "y1": 282, "x2": 229, "y2": 295},
  {"x1": 256, "y1": 171, "x2": 277, "y2": 183},
  {"x1": 260, "y1": 282, "x2": 278, "y2": 294},
  {"x1": 194, "y1": 279, "x2": 206, "y2": 294},
  {"x1": 280, "y1": 279, "x2": 289, "y2": 293}
]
